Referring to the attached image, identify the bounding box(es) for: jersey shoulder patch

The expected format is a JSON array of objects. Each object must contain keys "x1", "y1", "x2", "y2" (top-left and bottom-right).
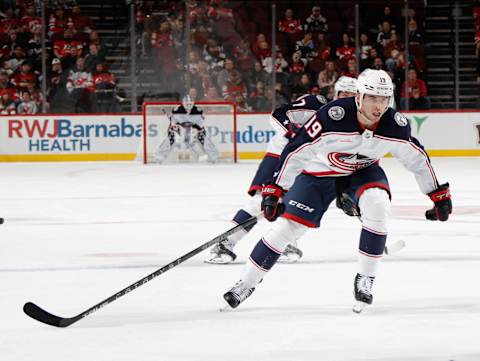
[
  {"x1": 327, "y1": 106, "x2": 345, "y2": 121},
  {"x1": 394, "y1": 112, "x2": 408, "y2": 127},
  {"x1": 316, "y1": 95, "x2": 328, "y2": 105}
]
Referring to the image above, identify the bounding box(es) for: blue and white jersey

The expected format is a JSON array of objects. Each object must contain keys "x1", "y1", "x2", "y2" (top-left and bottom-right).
[
  {"x1": 273, "y1": 97, "x2": 439, "y2": 195},
  {"x1": 267, "y1": 94, "x2": 328, "y2": 155},
  {"x1": 170, "y1": 105, "x2": 205, "y2": 127}
]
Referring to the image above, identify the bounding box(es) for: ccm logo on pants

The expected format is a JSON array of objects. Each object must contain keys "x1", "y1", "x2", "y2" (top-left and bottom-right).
[{"x1": 288, "y1": 200, "x2": 315, "y2": 213}]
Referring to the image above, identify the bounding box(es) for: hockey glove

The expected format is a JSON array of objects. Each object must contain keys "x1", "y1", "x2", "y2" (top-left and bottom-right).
[
  {"x1": 336, "y1": 192, "x2": 360, "y2": 217},
  {"x1": 261, "y1": 184, "x2": 285, "y2": 222},
  {"x1": 425, "y1": 183, "x2": 452, "y2": 221}
]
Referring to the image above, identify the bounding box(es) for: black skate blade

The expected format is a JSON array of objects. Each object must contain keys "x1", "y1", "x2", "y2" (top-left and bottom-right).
[{"x1": 223, "y1": 292, "x2": 240, "y2": 309}]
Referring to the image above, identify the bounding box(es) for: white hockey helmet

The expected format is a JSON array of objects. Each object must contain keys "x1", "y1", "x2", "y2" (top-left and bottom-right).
[
  {"x1": 355, "y1": 69, "x2": 394, "y2": 113},
  {"x1": 182, "y1": 95, "x2": 195, "y2": 112},
  {"x1": 334, "y1": 76, "x2": 358, "y2": 99}
]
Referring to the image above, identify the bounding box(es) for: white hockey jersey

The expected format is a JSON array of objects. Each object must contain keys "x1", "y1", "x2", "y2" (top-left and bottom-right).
[
  {"x1": 267, "y1": 94, "x2": 327, "y2": 155},
  {"x1": 273, "y1": 97, "x2": 439, "y2": 195},
  {"x1": 170, "y1": 105, "x2": 204, "y2": 127}
]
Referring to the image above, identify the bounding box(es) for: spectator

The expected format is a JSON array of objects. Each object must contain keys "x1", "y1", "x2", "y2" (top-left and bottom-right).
[
  {"x1": 378, "y1": 6, "x2": 397, "y2": 31},
  {"x1": 17, "y1": 90, "x2": 38, "y2": 114},
  {"x1": 275, "y1": 81, "x2": 289, "y2": 105},
  {"x1": 47, "y1": 57, "x2": 70, "y2": 112},
  {"x1": 248, "y1": 80, "x2": 269, "y2": 111},
  {"x1": 384, "y1": 30, "x2": 403, "y2": 58},
  {"x1": 409, "y1": 85, "x2": 430, "y2": 110},
  {"x1": 0, "y1": 71, "x2": 15, "y2": 99},
  {"x1": 12, "y1": 60, "x2": 37, "y2": 89},
  {"x1": 304, "y1": 5, "x2": 328, "y2": 33},
  {"x1": 203, "y1": 39, "x2": 226, "y2": 77},
  {"x1": 336, "y1": 33, "x2": 356, "y2": 62},
  {"x1": 84, "y1": 43, "x2": 103, "y2": 73},
  {"x1": 222, "y1": 70, "x2": 247, "y2": 103},
  {"x1": 278, "y1": 8, "x2": 302, "y2": 34},
  {"x1": 92, "y1": 63, "x2": 118, "y2": 112},
  {"x1": 71, "y1": 5, "x2": 94, "y2": 34},
  {"x1": 247, "y1": 61, "x2": 268, "y2": 91},
  {"x1": 372, "y1": 56, "x2": 385, "y2": 70},
  {"x1": 359, "y1": 33, "x2": 372, "y2": 65},
  {"x1": 295, "y1": 32, "x2": 317, "y2": 63},
  {"x1": 292, "y1": 73, "x2": 311, "y2": 97},
  {"x1": 315, "y1": 32, "x2": 331, "y2": 61},
  {"x1": 377, "y1": 21, "x2": 392, "y2": 47},
  {"x1": 385, "y1": 48, "x2": 402, "y2": 73},
  {"x1": 232, "y1": 38, "x2": 254, "y2": 71},
  {"x1": 408, "y1": 19, "x2": 423, "y2": 45},
  {"x1": 0, "y1": 88, "x2": 17, "y2": 114},
  {"x1": 66, "y1": 57, "x2": 94, "y2": 112},
  {"x1": 289, "y1": 51, "x2": 305, "y2": 74},
  {"x1": 262, "y1": 50, "x2": 289, "y2": 74},
  {"x1": 217, "y1": 57, "x2": 235, "y2": 90},
  {"x1": 401, "y1": 69, "x2": 429, "y2": 109},
  {"x1": 4, "y1": 45, "x2": 26, "y2": 75},
  {"x1": 88, "y1": 31, "x2": 107, "y2": 60},
  {"x1": 234, "y1": 93, "x2": 252, "y2": 112},
  {"x1": 203, "y1": 86, "x2": 223, "y2": 101},
  {"x1": 251, "y1": 33, "x2": 269, "y2": 59},
  {"x1": 317, "y1": 60, "x2": 338, "y2": 99},
  {"x1": 197, "y1": 61, "x2": 213, "y2": 98},
  {"x1": 20, "y1": 3, "x2": 41, "y2": 35},
  {"x1": 342, "y1": 58, "x2": 358, "y2": 78}
]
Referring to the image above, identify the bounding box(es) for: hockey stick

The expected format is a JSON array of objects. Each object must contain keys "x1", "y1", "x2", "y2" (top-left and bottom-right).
[{"x1": 23, "y1": 216, "x2": 258, "y2": 328}]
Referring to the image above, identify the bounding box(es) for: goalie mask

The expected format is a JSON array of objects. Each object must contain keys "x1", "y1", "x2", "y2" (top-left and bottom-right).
[
  {"x1": 334, "y1": 76, "x2": 358, "y2": 99},
  {"x1": 182, "y1": 95, "x2": 195, "y2": 112},
  {"x1": 355, "y1": 69, "x2": 394, "y2": 116}
]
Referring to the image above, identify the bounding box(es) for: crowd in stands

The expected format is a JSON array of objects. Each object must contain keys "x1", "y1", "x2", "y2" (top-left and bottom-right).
[
  {"x1": 475, "y1": 1, "x2": 480, "y2": 83},
  {"x1": 1, "y1": 1, "x2": 432, "y2": 114},
  {"x1": 0, "y1": 0, "x2": 119, "y2": 114},
  {"x1": 137, "y1": 1, "x2": 428, "y2": 112}
]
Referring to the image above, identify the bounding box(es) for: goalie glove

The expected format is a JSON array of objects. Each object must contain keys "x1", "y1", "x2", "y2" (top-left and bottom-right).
[
  {"x1": 425, "y1": 183, "x2": 452, "y2": 221},
  {"x1": 261, "y1": 184, "x2": 285, "y2": 222}
]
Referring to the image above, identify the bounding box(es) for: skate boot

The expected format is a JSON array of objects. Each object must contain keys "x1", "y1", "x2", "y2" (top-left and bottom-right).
[
  {"x1": 223, "y1": 280, "x2": 256, "y2": 309},
  {"x1": 277, "y1": 244, "x2": 303, "y2": 263},
  {"x1": 204, "y1": 241, "x2": 237, "y2": 264},
  {"x1": 352, "y1": 273, "x2": 375, "y2": 313}
]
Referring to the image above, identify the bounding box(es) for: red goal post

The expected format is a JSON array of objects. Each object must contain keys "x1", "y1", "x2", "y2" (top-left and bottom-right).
[{"x1": 142, "y1": 101, "x2": 238, "y2": 164}]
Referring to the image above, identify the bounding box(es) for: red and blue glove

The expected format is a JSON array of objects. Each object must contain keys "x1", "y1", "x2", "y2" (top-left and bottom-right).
[
  {"x1": 426, "y1": 183, "x2": 452, "y2": 221},
  {"x1": 261, "y1": 184, "x2": 285, "y2": 222}
]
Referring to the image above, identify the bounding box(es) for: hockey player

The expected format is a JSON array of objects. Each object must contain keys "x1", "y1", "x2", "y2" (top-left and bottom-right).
[
  {"x1": 334, "y1": 76, "x2": 357, "y2": 99},
  {"x1": 222, "y1": 69, "x2": 452, "y2": 312},
  {"x1": 155, "y1": 96, "x2": 219, "y2": 163},
  {"x1": 205, "y1": 92, "x2": 328, "y2": 264}
]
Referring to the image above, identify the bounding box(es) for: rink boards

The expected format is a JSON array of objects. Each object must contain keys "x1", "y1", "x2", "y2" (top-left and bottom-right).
[{"x1": 0, "y1": 111, "x2": 479, "y2": 161}]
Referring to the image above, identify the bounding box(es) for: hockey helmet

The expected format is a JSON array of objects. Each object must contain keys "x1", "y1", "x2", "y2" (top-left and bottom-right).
[
  {"x1": 355, "y1": 69, "x2": 394, "y2": 113},
  {"x1": 182, "y1": 95, "x2": 195, "y2": 112},
  {"x1": 334, "y1": 76, "x2": 358, "y2": 99}
]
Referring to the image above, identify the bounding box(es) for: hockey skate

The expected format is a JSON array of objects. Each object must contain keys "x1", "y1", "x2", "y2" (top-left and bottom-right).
[
  {"x1": 223, "y1": 280, "x2": 256, "y2": 309},
  {"x1": 204, "y1": 241, "x2": 237, "y2": 264},
  {"x1": 277, "y1": 244, "x2": 303, "y2": 263},
  {"x1": 352, "y1": 273, "x2": 375, "y2": 313}
]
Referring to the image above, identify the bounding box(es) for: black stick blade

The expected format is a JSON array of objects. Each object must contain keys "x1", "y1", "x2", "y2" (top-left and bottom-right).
[{"x1": 23, "y1": 302, "x2": 73, "y2": 327}]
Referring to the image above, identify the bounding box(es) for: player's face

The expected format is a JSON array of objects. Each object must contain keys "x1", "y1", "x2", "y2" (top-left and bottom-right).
[
  {"x1": 338, "y1": 91, "x2": 357, "y2": 99},
  {"x1": 358, "y1": 94, "x2": 390, "y2": 125}
]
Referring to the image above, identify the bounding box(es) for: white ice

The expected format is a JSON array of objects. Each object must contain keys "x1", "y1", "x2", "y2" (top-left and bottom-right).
[{"x1": 0, "y1": 158, "x2": 479, "y2": 361}]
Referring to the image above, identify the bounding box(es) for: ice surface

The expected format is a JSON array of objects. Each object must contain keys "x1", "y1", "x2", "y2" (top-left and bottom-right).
[{"x1": 0, "y1": 158, "x2": 479, "y2": 361}]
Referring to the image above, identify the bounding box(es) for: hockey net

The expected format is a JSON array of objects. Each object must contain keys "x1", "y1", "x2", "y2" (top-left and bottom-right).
[{"x1": 141, "y1": 101, "x2": 237, "y2": 164}]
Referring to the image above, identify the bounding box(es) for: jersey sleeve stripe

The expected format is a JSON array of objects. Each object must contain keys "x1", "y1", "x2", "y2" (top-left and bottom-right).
[
  {"x1": 373, "y1": 134, "x2": 438, "y2": 189},
  {"x1": 276, "y1": 136, "x2": 323, "y2": 186},
  {"x1": 271, "y1": 114, "x2": 288, "y2": 132}
]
